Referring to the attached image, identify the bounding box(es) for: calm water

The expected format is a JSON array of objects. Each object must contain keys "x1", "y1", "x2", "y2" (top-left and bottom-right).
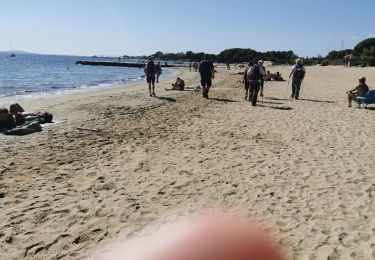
[{"x1": 0, "y1": 54, "x2": 174, "y2": 99}]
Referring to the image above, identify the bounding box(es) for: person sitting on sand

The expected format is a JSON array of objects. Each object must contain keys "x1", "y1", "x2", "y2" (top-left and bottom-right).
[
  {"x1": 346, "y1": 77, "x2": 369, "y2": 107},
  {"x1": 165, "y1": 77, "x2": 185, "y2": 91},
  {"x1": 0, "y1": 108, "x2": 16, "y2": 132},
  {"x1": 264, "y1": 71, "x2": 272, "y2": 81},
  {"x1": 273, "y1": 72, "x2": 284, "y2": 81}
]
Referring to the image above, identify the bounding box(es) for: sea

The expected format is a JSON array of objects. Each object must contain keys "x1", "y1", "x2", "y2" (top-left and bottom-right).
[{"x1": 0, "y1": 53, "x2": 175, "y2": 100}]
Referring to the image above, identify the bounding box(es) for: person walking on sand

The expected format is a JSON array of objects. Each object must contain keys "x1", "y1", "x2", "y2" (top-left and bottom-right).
[
  {"x1": 346, "y1": 77, "x2": 369, "y2": 107},
  {"x1": 247, "y1": 60, "x2": 265, "y2": 106},
  {"x1": 243, "y1": 62, "x2": 252, "y2": 100},
  {"x1": 144, "y1": 57, "x2": 157, "y2": 97},
  {"x1": 199, "y1": 54, "x2": 215, "y2": 99},
  {"x1": 289, "y1": 59, "x2": 306, "y2": 100},
  {"x1": 156, "y1": 62, "x2": 162, "y2": 83},
  {"x1": 258, "y1": 60, "x2": 266, "y2": 97}
]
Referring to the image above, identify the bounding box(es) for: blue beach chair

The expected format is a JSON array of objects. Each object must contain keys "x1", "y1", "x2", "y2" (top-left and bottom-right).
[{"x1": 356, "y1": 90, "x2": 375, "y2": 108}]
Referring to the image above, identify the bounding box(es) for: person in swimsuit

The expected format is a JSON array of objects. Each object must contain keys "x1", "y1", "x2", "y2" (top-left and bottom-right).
[{"x1": 346, "y1": 77, "x2": 369, "y2": 107}]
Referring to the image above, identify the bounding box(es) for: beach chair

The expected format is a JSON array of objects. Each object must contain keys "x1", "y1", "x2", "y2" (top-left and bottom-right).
[{"x1": 356, "y1": 90, "x2": 375, "y2": 108}]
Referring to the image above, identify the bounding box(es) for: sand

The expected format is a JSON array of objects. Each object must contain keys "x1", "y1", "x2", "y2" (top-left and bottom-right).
[{"x1": 1, "y1": 65, "x2": 375, "y2": 259}]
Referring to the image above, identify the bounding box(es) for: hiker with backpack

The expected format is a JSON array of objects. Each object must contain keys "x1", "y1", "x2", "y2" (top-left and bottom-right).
[
  {"x1": 144, "y1": 57, "x2": 157, "y2": 97},
  {"x1": 199, "y1": 54, "x2": 215, "y2": 99},
  {"x1": 258, "y1": 60, "x2": 266, "y2": 98},
  {"x1": 247, "y1": 60, "x2": 266, "y2": 106},
  {"x1": 243, "y1": 62, "x2": 252, "y2": 100},
  {"x1": 289, "y1": 59, "x2": 306, "y2": 100}
]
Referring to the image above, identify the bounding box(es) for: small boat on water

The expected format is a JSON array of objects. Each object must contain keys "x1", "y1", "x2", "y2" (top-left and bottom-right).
[{"x1": 9, "y1": 38, "x2": 16, "y2": 58}]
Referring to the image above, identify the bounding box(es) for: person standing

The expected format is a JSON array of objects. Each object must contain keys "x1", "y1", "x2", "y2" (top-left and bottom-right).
[
  {"x1": 289, "y1": 59, "x2": 306, "y2": 99},
  {"x1": 247, "y1": 60, "x2": 265, "y2": 106},
  {"x1": 258, "y1": 60, "x2": 266, "y2": 97},
  {"x1": 243, "y1": 62, "x2": 252, "y2": 100},
  {"x1": 144, "y1": 57, "x2": 157, "y2": 97},
  {"x1": 199, "y1": 55, "x2": 215, "y2": 99},
  {"x1": 193, "y1": 61, "x2": 198, "y2": 72},
  {"x1": 156, "y1": 62, "x2": 162, "y2": 83}
]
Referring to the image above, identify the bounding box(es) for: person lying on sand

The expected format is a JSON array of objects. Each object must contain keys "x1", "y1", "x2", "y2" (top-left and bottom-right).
[{"x1": 346, "y1": 77, "x2": 369, "y2": 107}]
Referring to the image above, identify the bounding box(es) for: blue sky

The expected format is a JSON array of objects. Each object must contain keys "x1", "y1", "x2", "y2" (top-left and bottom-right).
[{"x1": 1, "y1": 0, "x2": 374, "y2": 57}]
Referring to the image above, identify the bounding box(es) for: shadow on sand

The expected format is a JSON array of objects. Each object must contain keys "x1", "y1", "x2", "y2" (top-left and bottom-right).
[
  {"x1": 210, "y1": 98, "x2": 239, "y2": 103},
  {"x1": 299, "y1": 98, "x2": 335, "y2": 104},
  {"x1": 258, "y1": 100, "x2": 284, "y2": 105},
  {"x1": 266, "y1": 97, "x2": 335, "y2": 104},
  {"x1": 155, "y1": 96, "x2": 177, "y2": 102},
  {"x1": 257, "y1": 104, "x2": 293, "y2": 111},
  {"x1": 266, "y1": 97, "x2": 292, "y2": 102}
]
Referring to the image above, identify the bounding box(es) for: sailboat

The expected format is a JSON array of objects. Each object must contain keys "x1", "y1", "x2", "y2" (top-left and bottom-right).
[{"x1": 9, "y1": 38, "x2": 16, "y2": 58}]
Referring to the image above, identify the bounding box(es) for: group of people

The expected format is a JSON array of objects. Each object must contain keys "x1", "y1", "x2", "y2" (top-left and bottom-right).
[
  {"x1": 264, "y1": 71, "x2": 284, "y2": 81},
  {"x1": 144, "y1": 56, "x2": 371, "y2": 108},
  {"x1": 242, "y1": 59, "x2": 306, "y2": 106},
  {"x1": 188, "y1": 61, "x2": 199, "y2": 72}
]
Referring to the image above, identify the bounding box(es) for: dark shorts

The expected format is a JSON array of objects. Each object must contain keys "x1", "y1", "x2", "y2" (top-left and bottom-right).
[
  {"x1": 147, "y1": 75, "x2": 155, "y2": 84},
  {"x1": 201, "y1": 77, "x2": 212, "y2": 88}
]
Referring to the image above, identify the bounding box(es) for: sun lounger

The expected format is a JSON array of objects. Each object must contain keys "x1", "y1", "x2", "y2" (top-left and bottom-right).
[{"x1": 356, "y1": 90, "x2": 375, "y2": 108}]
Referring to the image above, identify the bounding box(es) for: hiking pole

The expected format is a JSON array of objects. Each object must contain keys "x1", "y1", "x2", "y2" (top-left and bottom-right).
[
  {"x1": 300, "y1": 80, "x2": 304, "y2": 99},
  {"x1": 262, "y1": 80, "x2": 264, "y2": 102},
  {"x1": 285, "y1": 79, "x2": 290, "y2": 98}
]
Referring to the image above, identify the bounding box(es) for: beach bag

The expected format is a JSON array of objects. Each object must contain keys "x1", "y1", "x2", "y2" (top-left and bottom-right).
[
  {"x1": 293, "y1": 65, "x2": 305, "y2": 80},
  {"x1": 248, "y1": 65, "x2": 262, "y2": 81}
]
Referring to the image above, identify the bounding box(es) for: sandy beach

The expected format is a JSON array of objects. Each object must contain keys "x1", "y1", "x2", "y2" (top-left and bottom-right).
[{"x1": 1, "y1": 65, "x2": 375, "y2": 259}]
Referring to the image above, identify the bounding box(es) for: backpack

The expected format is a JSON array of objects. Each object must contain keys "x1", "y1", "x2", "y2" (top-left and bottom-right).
[
  {"x1": 199, "y1": 60, "x2": 213, "y2": 77},
  {"x1": 248, "y1": 65, "x2": 262, "y2": 81},
  {"x1": 293, "y1": 65, "x2": 305, "y2": 80},
  {"x1": 145, "y1": 61, "x2": 156, "y2": 76}
]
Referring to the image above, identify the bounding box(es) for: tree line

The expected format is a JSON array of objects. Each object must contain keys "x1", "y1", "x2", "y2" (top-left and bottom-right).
[
  {"x1": 125, "y1": 37, "x2": 375, "y2": 66},
  {"x1": 305, "y1": 37, "x2": 375, "y2": 66},
  {"x1": 149, "y1": 49, "x2": 298, "y2": 65}
]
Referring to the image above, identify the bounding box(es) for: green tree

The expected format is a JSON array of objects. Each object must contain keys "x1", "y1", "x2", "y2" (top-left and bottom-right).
[
  {"x1": 354, "y1": 38, "x2": 375, "y2": 54},
  {"x1": 361, "y1": 46, "x2": 375, "y2": 66}
]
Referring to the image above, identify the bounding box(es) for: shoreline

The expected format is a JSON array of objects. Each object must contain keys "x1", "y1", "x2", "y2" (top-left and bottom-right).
[{"x1": 0, "y1": 67, "x2": 177, "y2": 107}]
